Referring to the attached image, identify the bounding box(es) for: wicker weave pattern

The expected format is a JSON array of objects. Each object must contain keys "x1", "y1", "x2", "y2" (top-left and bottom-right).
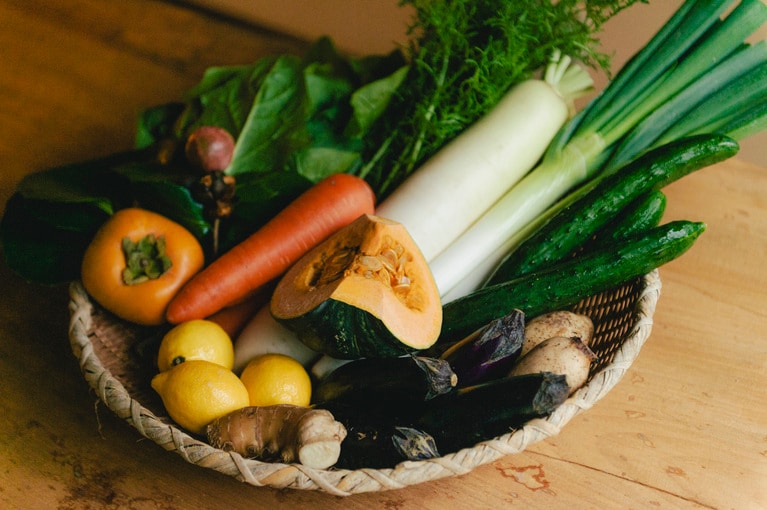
[{"x1": 68, "y1": 270, "x2": 661, "y2": 496}]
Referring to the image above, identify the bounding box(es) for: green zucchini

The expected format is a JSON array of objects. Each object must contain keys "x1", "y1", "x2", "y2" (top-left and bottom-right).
[
  {"x1": 311, "y1": 355, "x2": 457, "y2": 406},
  {"x1": 413, "y1": 372, "x2": 569, "y2": 454},
  {"x1": 439, "y1": 220, "x2": 705, "y2": 346},
  {"x1": 487, "y1": 134, "x2": 737, "y2": 284}
]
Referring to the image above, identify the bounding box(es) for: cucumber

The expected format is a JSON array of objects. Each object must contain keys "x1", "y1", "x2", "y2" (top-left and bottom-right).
[
  {"x1": 487, "y1": 134, "x2": 737, "y2": 284},
  {"x1": 311, "y1": 355, "x2": 457, "y2": 406},
  {"x1": 439, "y1": 220, "x2": 705, "y2": 346},
  {"x1": 413, "y1": 372, "x2": 569, "y2": 454},
  {"x1": 591, "y1": 190, "x2": 667, "y2": 247}
]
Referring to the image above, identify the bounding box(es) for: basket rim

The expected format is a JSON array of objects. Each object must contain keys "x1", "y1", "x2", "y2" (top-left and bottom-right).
[{"x1": 67, "y1": 270, "x2": 661, "y2": 496}]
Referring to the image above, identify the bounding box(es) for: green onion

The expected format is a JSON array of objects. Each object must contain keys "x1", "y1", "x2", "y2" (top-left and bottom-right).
[
  {"x1": 654, "y1": 58, "x2": 767, "y2": 146},
  {"x1": 553, "y1": 0, "x2": 767, "y2": 171},
  {"x1": 432, "y1": 0, "x2": 767, "y2": 300}
]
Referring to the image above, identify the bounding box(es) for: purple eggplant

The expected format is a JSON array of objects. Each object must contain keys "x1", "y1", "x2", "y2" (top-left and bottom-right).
[
  {"x1": 318, "y1": 400, "x2": 441, "y2": 469},
  {"x1": 439, "y1": 309, "x2": 525, "y2": 387},
  {"x1": 414, "y1": 371, "x2": 569, "y2": 454},
  {"x1": 311, "y1": 355, "x2": 457, "y2": 406}
]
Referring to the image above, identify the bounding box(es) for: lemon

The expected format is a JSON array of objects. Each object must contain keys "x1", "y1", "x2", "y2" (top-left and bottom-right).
[
  {"x1": 156, "y1": 319, "x2": 234, "y2": 372},
  {"x1": 151, "y1": 359, "x2": 249, "y2": 434},
  {"x1": 240, "y1": 354, "x2": 312, "y2": 407}
]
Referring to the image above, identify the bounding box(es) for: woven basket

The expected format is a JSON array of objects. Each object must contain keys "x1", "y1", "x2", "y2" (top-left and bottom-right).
[{"x1": 68, "y1": 270, "x2": 661, "y2": 496}]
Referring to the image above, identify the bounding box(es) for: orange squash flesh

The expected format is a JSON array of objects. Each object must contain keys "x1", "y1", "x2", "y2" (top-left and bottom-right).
[{"x1": 271, "y1": 214, "x2": 442, "y2": 358}]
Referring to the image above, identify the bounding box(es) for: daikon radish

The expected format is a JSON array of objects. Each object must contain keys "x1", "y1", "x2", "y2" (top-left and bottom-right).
[{"x1": 375, "y1": 54, "x2": 590, "y2": 262}]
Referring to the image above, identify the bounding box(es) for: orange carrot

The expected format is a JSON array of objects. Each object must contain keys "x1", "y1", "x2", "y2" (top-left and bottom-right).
[{"x1": 166, "y1": 173, "x2": 376, "y2": 323}]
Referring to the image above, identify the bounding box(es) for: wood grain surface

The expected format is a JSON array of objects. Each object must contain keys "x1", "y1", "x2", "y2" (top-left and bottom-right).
[{"x1": 1, "y1": 1, "x2": 765, "y2": 508}]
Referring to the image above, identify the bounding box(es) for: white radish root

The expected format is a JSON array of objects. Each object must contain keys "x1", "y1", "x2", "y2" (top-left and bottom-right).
[
  {"x1": 233, "y1": 306, "x2": 320, "y2": 374},
  {"x1": 310, "y1": 354, "x2": 353, "y2": 382},
  {"x1": 375, "y1": 79, "x2": 570, "y2": 264}
]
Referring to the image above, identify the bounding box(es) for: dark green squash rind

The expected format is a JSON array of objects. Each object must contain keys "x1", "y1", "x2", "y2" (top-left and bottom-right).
[{"x1": 274, "y1": 297, "x2": 421, "y2": 359}]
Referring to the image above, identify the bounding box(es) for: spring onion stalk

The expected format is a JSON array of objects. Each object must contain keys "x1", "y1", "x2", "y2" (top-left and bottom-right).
[
  {"x1": 375, "y1": 52, "x2": 592, "y2": 262},
  {"x1": 430, "y1": 132, "x2": 605, "y2": 296},
  {"x1": 653, "y1": 60, "x2": 767, "y2": 147},
  {"x1": 606, "y1": 43, "x2": 767, "y2": 171},
  {"x1": 439, "y1": 214, "x2": 550, "y2": 303},
  {"x1": 547, "y1": 0, "x2": 767, "y2": 172},
  {"x1": 431, "y1": 0, "x2": 767, "y2": 299},
  {"x1": 702, "y1": 97, "x2": 767, "y2": 142}
]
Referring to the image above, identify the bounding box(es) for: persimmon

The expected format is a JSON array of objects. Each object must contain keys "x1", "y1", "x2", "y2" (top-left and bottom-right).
[{"x1": 81, "y1": 208, "x2": 204, "y2": 326}]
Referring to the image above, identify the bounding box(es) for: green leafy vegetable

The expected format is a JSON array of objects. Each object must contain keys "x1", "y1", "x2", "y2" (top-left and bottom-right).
[
  {"x1": 0, "y1": 195, "x2": 109, "y2": 285},
  {"x1": 430, "y1": 0, "x2": 767, "y2": 298},
  {"x1": 358, "y1": 0, "x2": 644, "y2": 197},
  {"x1": 1, "y1": 38, "x2": 404, "y2": 282},
  {"x1": 1, "y1": 2, "x2": 640, "y2": 285},
  {"x1": 221, "y1": 56, "x2": 308, "y2": 176}
]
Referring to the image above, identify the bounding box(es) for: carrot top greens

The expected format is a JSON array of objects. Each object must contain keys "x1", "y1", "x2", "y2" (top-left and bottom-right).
[
  {"x1": 360, "y1": 0, "x2": 644, "y2": 197},
  {"x1": 1, "y1": 1, "x2": 639, "y2": 284}
]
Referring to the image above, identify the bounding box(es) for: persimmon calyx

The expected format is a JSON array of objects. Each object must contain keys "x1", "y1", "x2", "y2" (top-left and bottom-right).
[{"x1": 121, "y1": 234, "x2": 173, "y2": 285}]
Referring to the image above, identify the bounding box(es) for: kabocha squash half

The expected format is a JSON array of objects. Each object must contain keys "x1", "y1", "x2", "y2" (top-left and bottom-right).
[{"x1": 270, "y1": 214, "x2": 442, "y2": 359}]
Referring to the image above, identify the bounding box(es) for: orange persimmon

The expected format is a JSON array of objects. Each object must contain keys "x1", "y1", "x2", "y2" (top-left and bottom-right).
[{"x1": 81, "y1": 208, "x2": 205, "y2": 326}]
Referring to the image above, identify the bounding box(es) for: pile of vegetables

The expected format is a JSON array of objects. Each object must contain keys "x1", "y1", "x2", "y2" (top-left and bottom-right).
[
  {"x1": 2, "y1": 0, "x2": 767, "y2": 470},
  {"x1": 430, "y1": 0, "x2": 767, "y2": 299},
  {"x1": 1, "y1": 0, "x2": 640, "y2": 281}
]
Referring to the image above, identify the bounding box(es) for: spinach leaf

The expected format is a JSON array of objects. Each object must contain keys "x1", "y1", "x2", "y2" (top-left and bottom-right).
[
  {"x1": 283, "y1": 39, "x2": 408, "y2": 182},
  {"x1": 290, "y1": 147, "x2": 361, "y2": 182},
  {"x1": 109, "y1": 161, "x2": 209, "y2": 240},
  {"x1": 345, "y1": 65, "x2": 409, "y2": 137},
  {"x1": 227, "y1": 55, "x2": 308, "y2": 176},
  {"x1": 136, "y1": 102, "x2": 186, "y2": 149},
  {"x1": 183, "y1": 60, "x2": 276, "y2": 138},
  {"x1": 1, "y1": 194, "x2": 108, "y2": 285},
  {"x1": 15, "y1": 153, "x2": 138, "y2": 215},
  {"x1": 0, "y1": 35, "x2": 420, "y2": 285}
]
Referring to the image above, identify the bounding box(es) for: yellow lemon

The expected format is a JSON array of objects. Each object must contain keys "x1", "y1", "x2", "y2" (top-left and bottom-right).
[
  {"x1": 240, "y1": 353, "x2": 312, "y2": 407},
  {"x1": 151, "y1": 359, "x2": 249, "y2": 434},
  {"x1": 156, "y1": 319, "x2": 234, "y2": 372}
]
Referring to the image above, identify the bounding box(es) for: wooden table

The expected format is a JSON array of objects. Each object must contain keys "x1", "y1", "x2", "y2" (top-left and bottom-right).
[{"x1": 1, "y1": 1, "x2": 765, "y2": 508}]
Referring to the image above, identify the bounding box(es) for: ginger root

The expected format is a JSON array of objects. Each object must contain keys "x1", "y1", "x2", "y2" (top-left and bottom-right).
[{"x1": 206, "y1": 405, "x2": 347, "y2": 469}]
